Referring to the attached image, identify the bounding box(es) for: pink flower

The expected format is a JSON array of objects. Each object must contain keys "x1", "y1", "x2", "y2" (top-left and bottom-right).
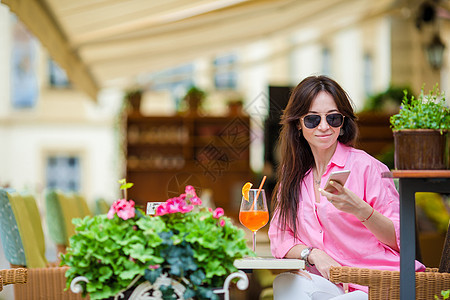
[
  {"x1": 219, "y1": 219, "x2": 225, "y2": 227},
  {"x1": 155, "y1": 197, "x2": 193, "y2": 216},
  {"x1": 190, "y1": 196, "x2": 202, "y2": 206},
  {"x1": 213, "y1": 207, "x2": 224, "y2": 219},
  {"x1": 155, "y1": 203, "x2": 168, "y2": 216},
  {"x1": 183, "y1": 205, "x2": 194, "y2": 213},
  {"x1": 185, "y1": 185, "x2": 197, "y2": 197},
  {"x1": 107, "y1": 199, "x2": 135, "y2": 220},
  {"x1": 148, "y1": 264, "x2": 160, "y2": 269}
]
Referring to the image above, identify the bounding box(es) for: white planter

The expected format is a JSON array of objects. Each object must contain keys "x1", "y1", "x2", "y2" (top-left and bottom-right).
[{"x1": 70, "y1": 271, "x2": 249, "y2": 300}]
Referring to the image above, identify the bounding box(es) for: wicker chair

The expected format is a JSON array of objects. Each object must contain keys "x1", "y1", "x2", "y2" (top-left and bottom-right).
[
  {"x1": 0, "y1": 268, "x2": 27, "y2": 292},
  {"x1": 330, "y1": 266, "x2": 450, "y2": 300},
  {"x1": 440, "y1": 225, "x2": 450, "y2": 273},
  {"x1": 0, "y1": 189, "x2": 87, "y2": 299},
  {"x1": 330, "y1": 221, "x2": 450, "y2": 300}
]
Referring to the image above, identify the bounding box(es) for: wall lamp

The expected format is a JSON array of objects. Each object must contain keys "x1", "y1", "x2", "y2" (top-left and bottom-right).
[{"x1": 426, "y1": 33, "x2": 446, "y2": 69}]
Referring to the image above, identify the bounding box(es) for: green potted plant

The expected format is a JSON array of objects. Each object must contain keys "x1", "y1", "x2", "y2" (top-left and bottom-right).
[
  {"x1": 390, "y1": 84, "x2": 450, "y2": 170},
  {"x1": 183, "y1": 86, "x2": 206, "y2": 115},
  {"x1": 227, "y1": 99, "x2": 244, "y2": 116},
  {"x1": 61, "y1": 180, "x2": 253, "y2": 300},
  {"x1": 124, "y1": 88, "x2": 143, "y2": 114}
]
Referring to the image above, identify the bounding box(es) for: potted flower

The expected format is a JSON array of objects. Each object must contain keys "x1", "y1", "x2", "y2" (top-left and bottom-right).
[
  {"x1": 390, "y1": 84, "x2": 450, "y2": 169},
  {"x1": 227, "y1": 99, "x2": 244, "y2": 116},
  {"x1": 124, "y1": 88, "x2": 143, "y2": 115},
  {"x1": 183, "y1": 86, "x2": 206, "y2": 115},
  {"x1": 61, "y1": 180, "x2": 253, "y2": 300}
]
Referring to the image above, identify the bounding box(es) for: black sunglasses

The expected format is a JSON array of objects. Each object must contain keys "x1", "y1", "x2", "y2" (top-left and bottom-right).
[{"x1": 302, "y1": 113, "x2": 344, "y2": 129}]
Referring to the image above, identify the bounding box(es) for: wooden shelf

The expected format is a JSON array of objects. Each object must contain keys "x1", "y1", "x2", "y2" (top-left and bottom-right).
[{"x1": 125, "y1": 114, "x2": 253, "y2": 219}]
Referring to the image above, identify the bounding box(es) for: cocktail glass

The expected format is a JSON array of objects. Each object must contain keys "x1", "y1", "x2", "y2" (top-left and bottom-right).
[{"x1": 239, "y1": 189, "x2": 269, "y2": 253}]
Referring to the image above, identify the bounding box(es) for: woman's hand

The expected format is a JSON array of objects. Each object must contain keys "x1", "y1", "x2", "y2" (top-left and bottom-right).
[
  {"x1": 319, "y1": 181, "x2": 400, "y2": 251},
  {"x1": 318, "y1": 180, "x2": 372, "y2": 220},
  {"x1": 308, "y1": 248, "x2": 341, "y2": 280}
]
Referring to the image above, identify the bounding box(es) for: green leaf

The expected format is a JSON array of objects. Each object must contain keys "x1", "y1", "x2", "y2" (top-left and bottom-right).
[
  {"x1": 98, "y1": 266, "x2": 113, "y2": 282},
  {"x1": 183, "y1": 287, "x2": 196, "y2": 299},
  {"x1": 160, "y1": 284, "x2": 177, "y2": 300},
  {"x1": 120, "y1": 182, "x2": 134, "y2": 190},
  {"x1": 442, "y1": 289, "x2": 450, "y2": 300},
  {"x1": 144, "y1": 268, "x2": 162, "y2": 284},
  {"x1": 189, "y1": 269, "x2": 205, "y2": 285}
]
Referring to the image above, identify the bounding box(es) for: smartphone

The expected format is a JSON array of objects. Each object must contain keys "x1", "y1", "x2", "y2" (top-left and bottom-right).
[{"x1": 324, "y1": 170, "x2": 351, "y2": 193}]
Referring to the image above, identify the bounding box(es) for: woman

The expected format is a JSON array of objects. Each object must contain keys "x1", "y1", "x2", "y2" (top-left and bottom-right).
[{"x1": 268, "y1": 75, "x2": 425, "y2": 299}]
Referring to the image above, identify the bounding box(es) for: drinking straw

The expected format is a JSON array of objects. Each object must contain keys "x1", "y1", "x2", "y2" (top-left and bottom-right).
[{"x1": 252, "y1": 175, "x2": 267, "y2": 211}]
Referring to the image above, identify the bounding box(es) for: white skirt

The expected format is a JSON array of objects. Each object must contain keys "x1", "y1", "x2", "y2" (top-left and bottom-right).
[{"x1": 273, "y1": 271, "x2": 368, "y2": 300}]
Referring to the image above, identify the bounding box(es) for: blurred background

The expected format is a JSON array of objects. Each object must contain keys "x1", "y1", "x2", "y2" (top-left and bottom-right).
[{"x1": 0, "y1": 0, "x2": 449, "y2": 298}]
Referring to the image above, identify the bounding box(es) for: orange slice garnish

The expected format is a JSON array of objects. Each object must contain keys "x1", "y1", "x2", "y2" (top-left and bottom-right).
[{"x1": 242, "y1": 182, "x2": 253, "y2": 201}]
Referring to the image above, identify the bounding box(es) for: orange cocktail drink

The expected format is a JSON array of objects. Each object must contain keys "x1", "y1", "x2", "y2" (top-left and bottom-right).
[
  {"x1": 240, "y1": 182, "x2": 268, "y2": 252},
  {"x1": 239, "y1": 211, "x2": 269, "y2": 232}
]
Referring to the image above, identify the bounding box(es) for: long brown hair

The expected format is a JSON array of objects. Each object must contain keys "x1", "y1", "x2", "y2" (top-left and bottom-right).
[{"x1": 272, "y1": 75, "x2": 358, "y2": 237}]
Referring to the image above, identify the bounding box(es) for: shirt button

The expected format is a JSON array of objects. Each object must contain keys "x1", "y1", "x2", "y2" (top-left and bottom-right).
[{"x1": 319, "y1": 230, "x2": 322, "y2": 233}]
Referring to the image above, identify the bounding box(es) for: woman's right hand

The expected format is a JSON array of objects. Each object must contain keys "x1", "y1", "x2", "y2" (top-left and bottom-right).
[{"x1": 308, "y1": 248, "x2": 341, "y2": 280}]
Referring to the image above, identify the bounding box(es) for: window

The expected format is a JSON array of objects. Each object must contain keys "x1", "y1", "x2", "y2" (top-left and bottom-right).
[
  {"x1": 321, "y1": 47, "x2": 332, "y2": 76},
  {"x1": 363, "y1": 53, "x2": 373, "y2": 96},
  {"x1": 46, "y1": 155, "x2": 81, "y2": 192},
  {"x1": 214, "y1": 54, "x2": 238, "y2": 90},
  {"x1": 11, "y1": 17, "x2": 39, "y2": 109},
  {"x1": 146, "y1": 63, "x2": 195, "y2": 109},
  {"x1": 48, "y1": 58, "x2": 71, "y2": 88}
]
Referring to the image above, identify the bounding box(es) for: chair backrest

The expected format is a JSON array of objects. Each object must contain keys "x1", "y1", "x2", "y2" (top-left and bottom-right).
[
  {"x1": 94, "y1": 197, "x2": 110, "y2": 215},
  {"x1": 439, "y1": 221, "x2": 450, "y2": 273},
  {"x1": 45, "y1": 189, "x2": 67, "y2": 246},
  {"x1": 75, "y1": 194, "x2": 92, "y2": 217},
  {"x1": 21, "y1": 193, "x2": 46, "y2": 259},
  {"x1": 0, "y1": 189, "x2": 27, "y2": 266},
  {"x1": 45, "y1": 189, "x2": 91, "y2": 247},
  {"x1": 0, "y1": 189, "x2": 47, "y2": 268}
]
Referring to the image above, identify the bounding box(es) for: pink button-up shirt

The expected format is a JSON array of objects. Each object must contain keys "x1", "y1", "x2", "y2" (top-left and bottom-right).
[{"x1": 268, "y1": 142, "x2": 425, "y2": 292}]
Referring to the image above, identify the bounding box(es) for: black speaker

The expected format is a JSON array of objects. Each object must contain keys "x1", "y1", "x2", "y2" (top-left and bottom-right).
[
  {"x1": 264, "y1": 86, "x2": 292, "y2": 166},
  {"x1": 263, "y1": 86, "x2": 292, "y2": 207}
]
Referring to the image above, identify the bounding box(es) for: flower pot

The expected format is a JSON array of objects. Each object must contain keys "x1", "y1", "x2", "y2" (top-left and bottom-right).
[
  {"x1": 185, "y1": 95, "x2": 202, "y2": 115},
  {"x1": 393, "y1": 129, "x2": 449, "y2": 170},
  {"x1": 70, "y1": 271, "x2": 249, "y2": 300},
  {"x1": 127, "y1": 92, "x2": 142, "y2": 114},
  {"x1": 106, "y1": 275, "x2": 187, "y2": 299}
]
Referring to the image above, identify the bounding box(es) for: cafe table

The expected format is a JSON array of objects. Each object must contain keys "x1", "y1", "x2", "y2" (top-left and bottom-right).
[
  {"x1": 383, "y1": 170, "x2": 450, "y2": 300},
  {"x1": 234, "y1": 257, "x2": 305, "y2": 272}
]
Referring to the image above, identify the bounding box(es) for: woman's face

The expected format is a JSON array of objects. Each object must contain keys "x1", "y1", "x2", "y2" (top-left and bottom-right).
[{"x1": 299, "y1": 91, "x2": 343, "y2": 151}]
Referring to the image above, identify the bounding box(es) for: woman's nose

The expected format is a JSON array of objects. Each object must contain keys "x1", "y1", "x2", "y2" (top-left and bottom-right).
[{"x1": 317, "y1": 116, "x2": 329, "y2": 130}]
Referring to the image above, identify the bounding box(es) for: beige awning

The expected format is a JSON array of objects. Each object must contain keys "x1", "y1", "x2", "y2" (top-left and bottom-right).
[{"x1": 2, "y1": 0, "x2": 398, "y2": 101}]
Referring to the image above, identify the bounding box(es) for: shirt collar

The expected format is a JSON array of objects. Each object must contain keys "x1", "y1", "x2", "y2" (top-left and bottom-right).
[{"x1": 328, "y1": 142, "x2": 349, "y2": 168}]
